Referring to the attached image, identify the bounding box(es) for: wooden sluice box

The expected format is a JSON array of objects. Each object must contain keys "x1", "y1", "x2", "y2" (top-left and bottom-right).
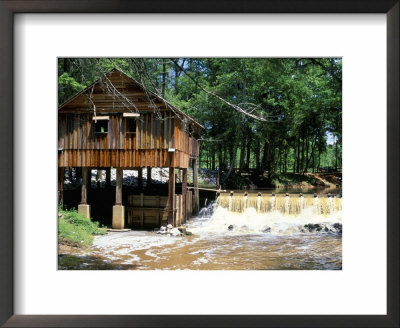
[{"x1": 126, "y1": 191, "x2": 193, "y2": 229}]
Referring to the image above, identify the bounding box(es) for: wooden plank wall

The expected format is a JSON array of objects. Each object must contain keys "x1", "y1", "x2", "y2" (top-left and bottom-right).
[
  {"x1": 58, "y1": 149, "x2": 189, "y2": 168},
  {"x1": 58, "y1": 112, "x2": 194, "y2": 168},
  {"x1": 126, "y1": 191, "x2": 193, "y2": 229}
]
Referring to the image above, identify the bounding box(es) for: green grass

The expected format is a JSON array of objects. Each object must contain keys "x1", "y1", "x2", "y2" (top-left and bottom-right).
[{"x1": 58, "y1": 208, "x2": 106, "y2": 247}]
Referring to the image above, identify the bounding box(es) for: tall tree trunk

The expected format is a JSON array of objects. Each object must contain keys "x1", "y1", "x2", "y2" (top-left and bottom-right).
[
  {"x1": 296, "y1": 137, "x2": 301, "y2": 173},
  {"x1": 284, "y1": 147, "x2": 288, "y2": 173},
  {"x1": 224, "y1": 143, "x2": 238, "y2": 182},
  {"x1": 161, "y1": 61, "x2": 166, "y2": 98},
  {"x1": 335, "y1": 134, "x2": 338, "y2": 171},
  {"x1": 239, "y1": 59, "x2": 247, "y2": 173},
  {"x1": 303, "y1": 137, "x2": 310, "y2": 174},
  {"x1": 317, "y1": 151, "x2": 321, "y2": 172},
  {"x1": 255, "y1": 140, "x2": 261, "y2": 171},
  {"x1": 293, "y1": 142, "x2": 297, "y2": 173},
  {"x1": 300, "y1": 138, "x2": 306, "y2": 174},
  {"x1": 261, "y1": 140, "x2": 268, "y2": 172},
  {"x1": 239, "y1": 136, "x2": 246, "y2": 172},
  {"x1": 245, "y1": 132, "x2": 251, "y2": 171},
  {"x1": 309, "y1": 138, "x2": 316, "y2": 173}
]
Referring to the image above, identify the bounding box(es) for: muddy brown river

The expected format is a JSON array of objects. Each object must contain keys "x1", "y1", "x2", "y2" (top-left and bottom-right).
[{"x1": 59, "y1": 196, "x2": 342, "y2": 270}]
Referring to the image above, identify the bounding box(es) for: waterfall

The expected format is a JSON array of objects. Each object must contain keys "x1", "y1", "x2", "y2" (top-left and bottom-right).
[
  {"x1": 216, "y1": 192, "x2": 341, "y2": 216},
  {"x1": 189, "y1": 192, "x2": 343, "y2": 236}
]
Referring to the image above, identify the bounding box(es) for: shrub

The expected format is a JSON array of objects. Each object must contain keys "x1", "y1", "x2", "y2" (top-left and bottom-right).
[{"x1": 58, "y1": 208, "x2": 106, "y2": 247}]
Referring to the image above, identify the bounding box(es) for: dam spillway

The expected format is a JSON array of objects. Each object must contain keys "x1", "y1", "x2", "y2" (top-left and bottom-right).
[{"x1": 216, "y1": 192, "x2": 342, "y2": 217}]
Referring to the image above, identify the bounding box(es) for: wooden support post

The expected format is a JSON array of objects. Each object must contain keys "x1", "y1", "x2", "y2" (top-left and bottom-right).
[
  {"x1": 76, "y1": 168, "x2": 82, "y2": 183},
  {"x1": 147, "y1": 167, "x2": 152, "y2": 188},
  {"x1": 116, "y1": 168, "x2": 123, "y2": 205},
  {"x1": 58, "y1": 167, "x2": 64, "y2": 206},
  {"x1": 156, "y1": 195, "x2": 161, "y2": 227},
  {"x1": 81, "y1": 167, "x2": 88, "y2": 204},
  {"x1": 186, "y1": 191, "x2": 190, "y2": 219},
  {"x1": 112, "y1": 168, "x2": 125, "y2": 229},
  {"x1": 140, "y1": 193, "x2": 144, "y2": 229},
  {"x1": 217, "y1": 159, "x2": 222, "y2": 190},
  {"x1": 105, "y1": 168, "x2": 111, "y2": 187},
  {"x1": 68, "y1": 166, "x2": 73, "y2": 183},
  {"x1": 182, "y1": 168, "x2": 187, "y2": 223},
  {"x1": 177, "y1": 195, "x2": 181, "y2": 226},
  {"x1": 168, "y1": 156, "x2": 175, "y2": 226},
  {"x1": 189, "y1": 191, "x2": 192, "y2": 218},
  {"x1": 78, "y1": 167, "x2": 91, "y2": 219},
  {"x1": 193, "y1": 158, "x2": 199, "y2": 214},
  {"x1": 96, "y1": 169, "x2": 102, "y2": 181},
  {"x1": 86, "y1": 168, "x2": 91, "y2": 190},
  {"x1": 138, "y1": 168, "x2": 143, "y2": 188}
]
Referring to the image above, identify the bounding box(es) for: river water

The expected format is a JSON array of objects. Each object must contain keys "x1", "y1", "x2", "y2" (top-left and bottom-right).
[{"x1": 58, "y1": 193, "x2": 342, "y2": 270}]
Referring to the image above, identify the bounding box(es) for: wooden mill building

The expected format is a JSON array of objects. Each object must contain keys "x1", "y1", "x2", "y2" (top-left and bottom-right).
[{"x1": 58, "y1": 68, "x2": 202, "y2": 229}]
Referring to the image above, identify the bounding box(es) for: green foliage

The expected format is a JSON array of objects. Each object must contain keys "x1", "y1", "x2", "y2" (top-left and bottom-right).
[
  {"x1": 58, "y1": 208, "x2": 106, "y2": 247},
  {"x1": 58, "y1": 73, "x2": 85, "y2": 104}
]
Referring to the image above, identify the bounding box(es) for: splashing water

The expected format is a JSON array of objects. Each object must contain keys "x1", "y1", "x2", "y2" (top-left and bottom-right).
[{"x1": 187, "y1": 194, "x2": 342, "y2": 237}]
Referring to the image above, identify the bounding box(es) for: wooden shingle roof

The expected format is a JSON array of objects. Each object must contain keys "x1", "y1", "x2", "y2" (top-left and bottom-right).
[{"x1": 59, "y1": 68, "x2": 203, "y2": 129}]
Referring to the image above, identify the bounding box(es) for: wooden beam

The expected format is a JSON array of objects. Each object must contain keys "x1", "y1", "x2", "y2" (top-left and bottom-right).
[
  {"x1": 187, "y1": 186, "x2": 226, "y2": 192},
  {"x1": 193, "y1": 158, "x2": 199, "y2": 214},
  {"x1": 168, "y1": 153, "x2": 175, "y2": 226},
  {"x1": 116, "y1": 168, "x2": 123, "y2": 205},
  {"x1": 182, "y1": 168, "x2": 187, "y2": 223},
  {"x1": 96, "y1": 169, "x2": 102, "y2": 181},
  {"x1": 138, "y1": 168, "x2": 143, "y2": 188},
  {"x1": 87, "y1": 168, "x2": 91, "y2": 190},
  {"x1": 92, "y1": 116, "x2": 110, "y2": 121},
  {"x1": 81, "y1": 167, "x2": 88, "y2": 204},
  {"x1": 147, "y1": 167, "x2": 152, "y2": 187},
  {"x1": 123, "y1": 113, "x2": 140, "y2": 117},
  {"x1": 58, "y1": 167, "x2": 64, "y2": 206},
  {"x1": 105, "y1": 168, "x2": 111, "y2": 187}
]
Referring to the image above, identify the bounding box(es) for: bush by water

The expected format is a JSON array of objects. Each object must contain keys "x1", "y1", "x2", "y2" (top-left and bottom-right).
[{"x1": 58, "y1": 208, "x2": 106, "y2": 247}]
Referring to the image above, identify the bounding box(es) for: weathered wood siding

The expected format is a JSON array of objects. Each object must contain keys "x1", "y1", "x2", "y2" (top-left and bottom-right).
[
  {"x1": 58, "y1": 149, "x2": 190, "y2": 168},
  {"x1": 58, "y1": 69, "x2": 201, "y2": 169},
  {"x1": 126, "y1": 191, "x2": 193, "y2": 229},
  {"x1": 58, "y1": 111, "x2": 195, "y2": 168}
]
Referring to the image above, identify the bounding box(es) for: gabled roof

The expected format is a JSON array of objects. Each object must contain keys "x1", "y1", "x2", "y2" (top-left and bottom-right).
[{"x1": 58, "y1": 68, "x2": 203, "y2": 129}]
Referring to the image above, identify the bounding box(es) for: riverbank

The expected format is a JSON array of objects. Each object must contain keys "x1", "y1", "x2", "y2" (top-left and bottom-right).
[{"x1": 58, "y1": 208, "x2": 107, "y2": 247}]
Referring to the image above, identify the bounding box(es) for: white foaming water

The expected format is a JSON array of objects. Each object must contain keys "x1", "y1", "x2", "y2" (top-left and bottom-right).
[
  {"x1": 92, "y1": 231, "x2": 180, "y2": 250},
  {"x1": 187, "y1": 204, "x2": 342, "y2": 236}
]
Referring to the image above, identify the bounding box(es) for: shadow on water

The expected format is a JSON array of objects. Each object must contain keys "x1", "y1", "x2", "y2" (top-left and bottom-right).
[{"x1": 58, "y1": 254, "x2": 138, "y2": 270}]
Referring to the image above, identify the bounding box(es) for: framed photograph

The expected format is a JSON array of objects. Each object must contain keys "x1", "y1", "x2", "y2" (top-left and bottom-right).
[{"x1": 1, "y1": 1, "x2": 398, "y2": 327}]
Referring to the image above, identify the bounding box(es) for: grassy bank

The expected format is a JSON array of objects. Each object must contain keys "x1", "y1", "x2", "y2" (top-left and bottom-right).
[{"x1": 58, "y1": 208, "x2": 107, "y2": 247}]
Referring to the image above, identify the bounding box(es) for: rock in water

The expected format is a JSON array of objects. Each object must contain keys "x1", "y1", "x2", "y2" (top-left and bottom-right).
[
  {"x1": 178, "y1": 227, "x2": 187, "y2": 234},
  {"x1": 262, "y1": 226, "x2": 271, "y2": 233},
  {"x1": 228, "y1": 225, "x2": 234, "y2": 231},
  {"x1": 170, "y1": 228, "x2": 181, "y2": 236}
]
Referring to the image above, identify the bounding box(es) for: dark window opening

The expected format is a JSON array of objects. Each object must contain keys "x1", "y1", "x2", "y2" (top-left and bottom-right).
[
  {"x1": 94, "y1": 120, "x2": 109, "y2": 134},
  {"x1": 126, "y1": 118, "x2": 137, "y2": 133}
]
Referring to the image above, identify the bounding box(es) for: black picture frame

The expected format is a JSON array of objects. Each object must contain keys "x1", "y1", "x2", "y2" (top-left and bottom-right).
[{"x1": 0, "y1": 1, "x2": 398, "y2": 327}]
